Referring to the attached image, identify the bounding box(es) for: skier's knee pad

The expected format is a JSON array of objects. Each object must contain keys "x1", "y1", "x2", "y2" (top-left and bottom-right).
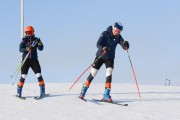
[
  {"x1": 19, "y1": 74, "x2": 26, "y2": 86},
  {"x1": 91, "y1": 68, "x2": 98, "y2": 77},
  {"x1": 21, "y1": 74, "x2": 27, "y2": 79},
  {"x1": 36, "y1": 73, "x2": 43, "y2": 81},
  {"x1": 106, "y1": 67, "x2": 113, "y2": 77},
  {"x1": 36, "y1": 73, "x2": 41, "y2": 78}
]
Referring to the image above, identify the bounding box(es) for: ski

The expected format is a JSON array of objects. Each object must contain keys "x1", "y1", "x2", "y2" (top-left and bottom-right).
[
  {"x1": 78, "y1": 97, "x2": 87, "y2": 102},
  {"x1": 34, "y1": 94, "x2": 50, "y2": 100},
  {"x1": 92, "y1": 99, "x2": 128, "y2": 106},
  {"x1": 14, "y1": 95, "x2": 26, "y2": 100}
]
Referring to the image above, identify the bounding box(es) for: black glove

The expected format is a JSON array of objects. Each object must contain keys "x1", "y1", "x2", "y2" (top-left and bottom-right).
[
  {"x1": 35, "y1": 39, "x2": 42, "y2": 45},
  {"x1": 26, "y1": 46, "x2": 33, "y2": 51},
  {"x1": 102, "y1": 46, "x2": 110, "y2": 53},
  {"x1": 122, "y1": 41, "x2": 129, "y2": 50}
]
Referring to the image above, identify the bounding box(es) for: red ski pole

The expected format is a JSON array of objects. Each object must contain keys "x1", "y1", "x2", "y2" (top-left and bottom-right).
[
  {"x1": 126, "y1": 48, "x2": 141, "y2": 98},
  {"x1": 68, "y1": 51, "x2": 107, "y2": 91}
]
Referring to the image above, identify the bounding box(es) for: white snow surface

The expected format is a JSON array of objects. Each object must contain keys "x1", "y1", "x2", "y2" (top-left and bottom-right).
[{"x1": 0, "y1": 83, "x2": 180, "y2": 120}]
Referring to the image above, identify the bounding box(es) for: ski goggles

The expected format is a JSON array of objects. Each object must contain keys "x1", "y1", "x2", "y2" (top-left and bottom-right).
[{"x1": 113, "y1": 28, "x2": 121, "y2": 33}]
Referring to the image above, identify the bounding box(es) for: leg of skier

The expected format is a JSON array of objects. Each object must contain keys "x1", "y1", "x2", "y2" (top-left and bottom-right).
[
  {"x1": 79, "y1": 67, "x2": 98, "y2": 99},
  {"x1": 17, "y1": 60, "x2": 30, "y2": 97},
  {"x1": 31, "y1": 59, "x2": 46, "y2": 97},
  {"x1": 79, "y1": 58, "x2": 103, "y2": 99},
  {"x1": 36, "y1": 73, "x2": 45, "y2": 96},
  {"x1": 17, "y1": 74, "x2": 26, "y2": 97},
  {"x1": 102, "y1": 59, "x2": 114, "y2": 102}
]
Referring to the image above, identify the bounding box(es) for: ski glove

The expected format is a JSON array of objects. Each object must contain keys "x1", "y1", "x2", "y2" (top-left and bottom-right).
[
  {"x1": 26, "y1": 46, "x2": 33, "y2": 52},
  {"x1": 122, "y1": 41, "x2": 129, "y2": 50},
  {"x1": 35, "y1": 39, "x2": 43, "y2": 45},
  {"x1": 102, "y1": 46, "x2": 110, "y2": 53}
]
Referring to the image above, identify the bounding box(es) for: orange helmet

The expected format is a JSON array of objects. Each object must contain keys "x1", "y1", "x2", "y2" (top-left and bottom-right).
[{"x1": 25, "y1": 26, "x2": 34, "y2": 35}]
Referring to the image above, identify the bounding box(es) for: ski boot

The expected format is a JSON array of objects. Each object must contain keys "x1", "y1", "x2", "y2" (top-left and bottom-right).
[
  {"x1": 40, "y1": 84, "x2": 46, "y2": 97},
  {"x1": 79, "y1": 85, "x2": 88, "y2": 99},
  {"x1": 17, "y1": 86, "x2": 23, "y2": 97},
  {"x1": 102, "y1": 88, "x2": 113, "y2": 102}
]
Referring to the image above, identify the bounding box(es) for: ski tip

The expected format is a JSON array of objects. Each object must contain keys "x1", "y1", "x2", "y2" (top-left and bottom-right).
[
  {"x1": 34, "y1": 94, "x2": 50, "y2": 100},
  {"x1": 93, "y1": 99, "x2": 128, "y2": 106},
  {"x1": 121, "y1": 104, "x2": 128, "y2": 106},
  {"x1": 34, "y1": 97, "x2": 39, "y2": 100},
  {"x1": 34, "y1": 96, "x2": 42, "y2": 100},
  {"x1": 112, "y1": 102, "x2": 128, "y2": 106}
]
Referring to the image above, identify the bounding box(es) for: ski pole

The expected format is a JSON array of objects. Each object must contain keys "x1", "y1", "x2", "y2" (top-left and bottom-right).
[
  {"x1": 11, "y1": 52, "x2": 30, "y2": 78},
  {"x1": 126, "y1": 48, "x2": 141, "y2": 98},
  {"x1": 68, "y1": 51, "x2": 107, "y2": 91},
  {"x1": 11, "y1": 52, "x2": 30, "y2": 85},
  {"x1": 11, "y1": 41, "x2": 37, "y2": 85}
]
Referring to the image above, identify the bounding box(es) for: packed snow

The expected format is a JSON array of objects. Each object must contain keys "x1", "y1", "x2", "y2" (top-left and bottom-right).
[{"x1": 0, "y1": 83, "x2": 180, "y2": 120}]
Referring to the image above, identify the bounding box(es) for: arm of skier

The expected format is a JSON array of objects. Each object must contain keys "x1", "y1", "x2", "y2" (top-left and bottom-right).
[
  {"x1": 119, "y1": 36, "x2": 129, "y2": 50},
  {"x1": 19, "y1": 39, "x2": 26, "y2": 53},
  {"x1": 96, "y1": 31, "x2": 107, "y2": 49},
  {"x1": 36, "y1": 38, "x2": 44, "y2": 51}
]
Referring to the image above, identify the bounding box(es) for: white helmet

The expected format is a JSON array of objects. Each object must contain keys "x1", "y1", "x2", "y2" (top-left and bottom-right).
[{"x1": 112, "y1": 22, "x2": 123, "y2": 31}]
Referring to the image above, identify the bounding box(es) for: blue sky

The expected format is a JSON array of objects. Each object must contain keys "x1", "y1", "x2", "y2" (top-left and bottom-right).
[{"x1": 0, "y1": 0, "x2": 180, "y2": 86}]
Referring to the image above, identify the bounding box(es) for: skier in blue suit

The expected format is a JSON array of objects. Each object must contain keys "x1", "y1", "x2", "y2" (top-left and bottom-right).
[
  {"x1": 79, "y1": 22, "x2": 129, "y2": 102},
  {"x1": 17, "y1": 26, "x2": 46, "y2": 98}
]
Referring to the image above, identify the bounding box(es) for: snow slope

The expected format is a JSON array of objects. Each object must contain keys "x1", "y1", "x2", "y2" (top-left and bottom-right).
[{"x1": 0, "y1": 83, "x2": 180, "y2": 120}]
